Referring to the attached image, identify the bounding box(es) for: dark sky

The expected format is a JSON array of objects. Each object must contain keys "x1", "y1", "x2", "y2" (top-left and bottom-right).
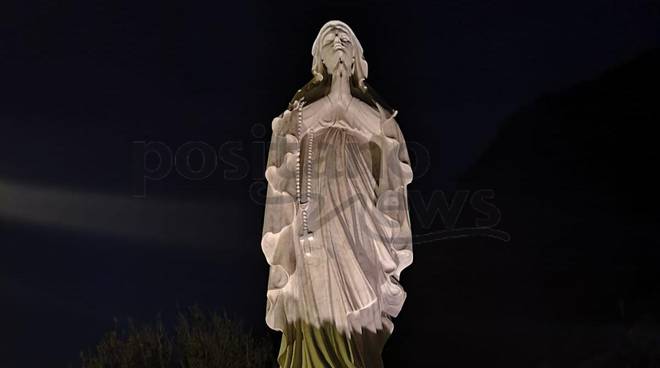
[{"x1": 0, "y1": 0, "x2": 658, "y2": 366}]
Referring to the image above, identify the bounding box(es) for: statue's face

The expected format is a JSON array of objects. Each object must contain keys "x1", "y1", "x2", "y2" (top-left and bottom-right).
[{"x1": 320, "y1": 27, "x2": 354, "y2": 74}]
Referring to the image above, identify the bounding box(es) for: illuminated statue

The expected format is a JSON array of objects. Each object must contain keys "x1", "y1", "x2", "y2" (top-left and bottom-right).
[{"x1": 261, "y1": 20, "x2": 413, "y2": 367}]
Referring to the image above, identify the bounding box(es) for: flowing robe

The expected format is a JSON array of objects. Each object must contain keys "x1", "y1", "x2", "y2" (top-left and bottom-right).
[{"x1": 261, "y1": 96, "x2": 413, "y2": 367}]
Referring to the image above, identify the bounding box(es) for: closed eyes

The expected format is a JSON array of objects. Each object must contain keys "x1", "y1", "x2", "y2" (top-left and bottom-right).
[{"x1": 324, "y1": 33, "x2": 352, "y2": 45}]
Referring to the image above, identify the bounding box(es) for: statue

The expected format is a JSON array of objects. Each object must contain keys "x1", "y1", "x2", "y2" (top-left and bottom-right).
[{"x1": 261, "y1": 20, "x2": 413, "y2": 367}]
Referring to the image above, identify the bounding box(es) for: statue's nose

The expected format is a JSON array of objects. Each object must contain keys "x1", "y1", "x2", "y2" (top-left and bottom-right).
[{"x1": 333, "y1": 36, "x2": 344, "y2": 49}]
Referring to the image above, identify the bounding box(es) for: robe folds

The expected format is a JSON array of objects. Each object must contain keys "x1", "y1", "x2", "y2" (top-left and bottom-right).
[{"x1": 261, "y1": 96, "x2": 413, "y2": 368}]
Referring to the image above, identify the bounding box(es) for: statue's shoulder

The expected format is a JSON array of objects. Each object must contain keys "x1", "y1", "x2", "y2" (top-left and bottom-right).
[
  {"x1": 350, "y1": 98, "x2": 380, "y2": 117},
  {"x1": 292, "y1": 97, "x2": 329, "y2": 124},
  {"x1": 301, "y1": 97, "x2": 328, "y2": 115},
  {"x1": 341, "y1": 98, "x2": 385, "y2": 136},
  {"x1": 351, "y1": 97, "x2": 398, "y2": 121}
]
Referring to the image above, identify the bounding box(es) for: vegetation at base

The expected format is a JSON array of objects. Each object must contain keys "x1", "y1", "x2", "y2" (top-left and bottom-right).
[{"x1": 80, "y1": 305, "x2": 274, "y2": 368}]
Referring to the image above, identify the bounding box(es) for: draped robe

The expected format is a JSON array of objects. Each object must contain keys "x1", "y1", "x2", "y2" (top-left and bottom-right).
[{"x1": 261, "y1": 95, "x2": 413, "y2": 367}]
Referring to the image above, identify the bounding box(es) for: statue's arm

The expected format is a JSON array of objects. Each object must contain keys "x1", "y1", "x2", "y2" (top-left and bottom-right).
[
  {"x1": 376, "y1": 115, "x2": 413, "y2": 220},
  {"x1": 375, "y1": 114, "x2": 414, "y2": 279},
  {"x1": 261, "y1": 107, "x2": 300, "y2": 332},
  {"x1": 262, "y1": 107, "x2": 299, "y2": 237}
]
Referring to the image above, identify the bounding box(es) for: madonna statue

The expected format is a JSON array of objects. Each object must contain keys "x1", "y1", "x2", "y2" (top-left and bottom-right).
[{"x1": 261, "y1": 20, "x2": 413, "y2": 368}]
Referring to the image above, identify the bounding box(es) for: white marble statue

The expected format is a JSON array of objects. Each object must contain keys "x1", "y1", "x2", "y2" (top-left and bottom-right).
[{"x1": 261, "y1": 20, "x2": 413, "y2": 368}]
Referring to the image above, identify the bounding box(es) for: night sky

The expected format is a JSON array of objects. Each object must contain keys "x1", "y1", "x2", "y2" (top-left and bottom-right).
[{"x1": 1, "y1": 0, "x2": 658, "y2": 366}]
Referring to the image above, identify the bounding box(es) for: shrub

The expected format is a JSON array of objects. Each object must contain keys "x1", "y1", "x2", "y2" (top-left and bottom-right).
[{"x1": 80, "y1": 306, "x2": 274, "y2": 368}]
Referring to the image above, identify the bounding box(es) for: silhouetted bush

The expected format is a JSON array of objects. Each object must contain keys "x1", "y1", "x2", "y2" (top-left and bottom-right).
[{"x1": 80, "y1": 306, "x2": 274, "y2": 368}]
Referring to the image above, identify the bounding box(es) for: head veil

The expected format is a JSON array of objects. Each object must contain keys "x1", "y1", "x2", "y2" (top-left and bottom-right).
[{"x1": 289, "y1": 20, "x2": 394, "y2": 115}]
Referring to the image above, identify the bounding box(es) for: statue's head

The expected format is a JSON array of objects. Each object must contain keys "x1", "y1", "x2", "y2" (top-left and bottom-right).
[
  {"x1": 289, "y1": 20, "x2": 392, "y2": 115},
  {"x1": 311, "y1": 20, "x2": 368, "y2": 91}
]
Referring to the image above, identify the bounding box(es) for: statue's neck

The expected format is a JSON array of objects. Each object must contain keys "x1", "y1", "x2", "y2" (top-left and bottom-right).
[{"x1": 328, "y1": 69, "x2": 351, "y2": 106}]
